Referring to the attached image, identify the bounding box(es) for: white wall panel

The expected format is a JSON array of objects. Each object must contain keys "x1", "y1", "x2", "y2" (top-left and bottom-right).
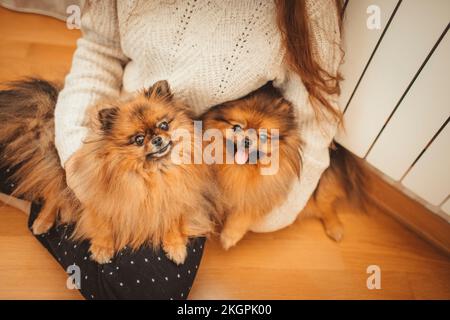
[
  {"x1": 339, "y1": 0, "x2": 399, "y2": 109},
  {"x1": 336, "y1": 0, "x2": 450, "y2": 157},
  {"x1": 366, "y1": 33, "x2": 450, "y2": 180},
  {"x1": 402, "y1": 124, "x2": 450, "y2": 206}
]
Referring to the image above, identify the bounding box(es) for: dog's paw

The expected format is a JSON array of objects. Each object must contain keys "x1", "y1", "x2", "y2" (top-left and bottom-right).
[
  {"x1": 325, "y1": 223, "x2": 344, "y2": 242},
  {"x1": 31, "y1": 218, "x2": 54, "y2": 235},
  {"x1": 89, "y1": 244, "x2": 114, "y2": 264},
  {"x1": 163, "y1": 242, "x2": 187, "y2": 265},
  {"x1": 220, "y1": 230, "x2": 243, "y2": 250}
]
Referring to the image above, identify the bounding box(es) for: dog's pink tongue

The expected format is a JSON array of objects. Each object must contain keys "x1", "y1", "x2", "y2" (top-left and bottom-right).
[{"x1": 235, "y1": 148, "x2": 249, "y2": 164}]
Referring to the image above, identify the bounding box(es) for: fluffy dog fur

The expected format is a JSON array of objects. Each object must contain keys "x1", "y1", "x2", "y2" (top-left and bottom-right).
[
  {"x1": 303, "y1": 142, "x2": 370, "y2": 242},
  {"x1": 0, "y1": 78, "x2": 218, "y2": 264},
  {"x1": 202, "y1": 83, "x2": 369, "y2": 249},
  {"x1": 0, "y1": 79, "x2": 79, "y2": 228},
  {"x1": 202, "y1": 83, "x2": 302, "y2": 249}
]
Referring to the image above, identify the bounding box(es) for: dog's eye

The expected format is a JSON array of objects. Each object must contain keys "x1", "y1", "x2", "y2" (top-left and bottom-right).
[
  {"x1": 134, "y1": 134, "x2": 145, "y2": 146},
  {"x1": 159, "y1": 121, "x2": 169, "y2": 131},
  {"x1": 260, "y1": 133, "x2": 268, "y2": 143},
  {"x1": 232, "y1": 124, "x2": 242, "y2": 132}
]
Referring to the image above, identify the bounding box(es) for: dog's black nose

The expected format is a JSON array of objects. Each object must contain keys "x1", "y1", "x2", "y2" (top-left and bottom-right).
[
  {"x1": 244, "y1": 137, "x2": 251, "y2": 148},
  {"x1": 152, "y1": 136, "x2": 163, "y2": 147}
]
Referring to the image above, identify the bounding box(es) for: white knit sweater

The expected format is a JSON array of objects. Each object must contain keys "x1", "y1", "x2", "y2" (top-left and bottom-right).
[{"x1": 54, "y1": 0, "x2": 343, "y2": 232}]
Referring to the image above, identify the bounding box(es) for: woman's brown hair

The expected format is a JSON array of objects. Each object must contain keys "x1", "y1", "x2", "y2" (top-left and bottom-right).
[{"x1": 275, "y1": 0, "x2": 344, "y2": 121}]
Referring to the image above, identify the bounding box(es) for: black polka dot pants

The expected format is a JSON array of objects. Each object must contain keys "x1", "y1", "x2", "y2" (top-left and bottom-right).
[{"x1": 0, "y1": 160, "x2": 206, "y2": 300}]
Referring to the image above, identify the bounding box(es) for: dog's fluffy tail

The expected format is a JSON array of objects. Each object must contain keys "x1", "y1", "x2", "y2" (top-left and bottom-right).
[
  {"x1": 0, "y1": 78, "x2": 60, "y2": 143},
  {"x1": 0, "y1": 78, "x2": 65, "y2": 201},
  {"x1": 329, "y1": 143, "x2": 371, "y2": 212}
]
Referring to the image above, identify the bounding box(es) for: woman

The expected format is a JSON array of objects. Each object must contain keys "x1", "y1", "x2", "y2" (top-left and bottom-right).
[{"x1": 2, "y1": 0, "x2": 343, "y2": 299}]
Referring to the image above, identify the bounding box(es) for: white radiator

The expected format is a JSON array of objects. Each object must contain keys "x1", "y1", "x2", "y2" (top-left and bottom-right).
[{"x1": 336, "y1": 0, "x2": 450, "y2": 220}]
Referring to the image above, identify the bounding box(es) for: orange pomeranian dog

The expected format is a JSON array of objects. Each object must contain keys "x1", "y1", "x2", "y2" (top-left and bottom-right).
[
  {"x1": 202, "y1": 83, "x2": 368, "y2": 249},
  {"x1": 0, "y1": 79, "x2": 218, "y2": 264}
]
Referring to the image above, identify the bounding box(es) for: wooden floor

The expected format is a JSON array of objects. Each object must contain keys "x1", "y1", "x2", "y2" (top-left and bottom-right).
[{"x1": 0, "y1": 7, "x2": 449, "y2": 300}]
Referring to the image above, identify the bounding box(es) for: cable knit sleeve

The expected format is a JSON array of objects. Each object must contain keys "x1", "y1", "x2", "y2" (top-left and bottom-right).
[
  {"x1": 55, "y1": 0, "x2": 128, "y2": 167},
  {"x1": 251, "y1": 0, "x2": 342, "y2": 232}
]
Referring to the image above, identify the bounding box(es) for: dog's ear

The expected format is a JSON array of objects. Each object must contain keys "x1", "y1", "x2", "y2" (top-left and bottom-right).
[
  {"x1": 98, "y1": 107, "x2": 119, "y2": 133},
  {"x1": 274, "y1": 99, "x2": 294, "y2": 115},
  {"x1": 144, "y1": 80, "x2": 172, "y2": 99}
]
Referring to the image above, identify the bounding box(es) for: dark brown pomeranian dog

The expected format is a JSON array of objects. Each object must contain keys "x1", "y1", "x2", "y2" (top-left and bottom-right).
[
  {"x1": 0, "y1": 78, "x2": 218, "y2": 264},
  {"x1": 202, "y1": 83, "x2": 368, "y2": 249}
]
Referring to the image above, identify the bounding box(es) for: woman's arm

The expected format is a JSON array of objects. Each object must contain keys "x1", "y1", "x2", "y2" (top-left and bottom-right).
[
  {"x1": 251, "y1": 0, "x2": 343, "y2": 232},
  {"x1": 55, "y1": 0, "x2": 128, "y2": 167}
]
